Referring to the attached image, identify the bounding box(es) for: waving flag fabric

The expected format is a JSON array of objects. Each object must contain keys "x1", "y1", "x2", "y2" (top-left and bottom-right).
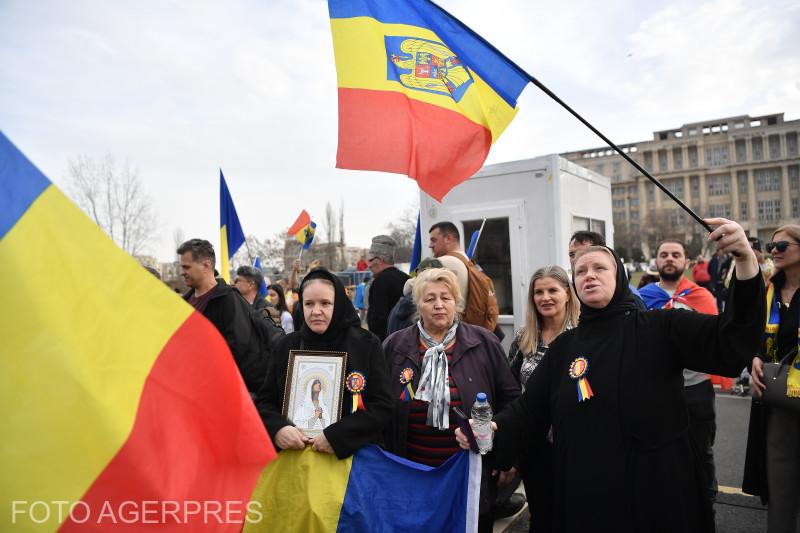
[
  {"x1": 220, "y1": 170, "x2": 246, "y2": 282},
  {"x1": 288, "y1": 209, "x2": 317, "y2": 250},
  {"x1": 328, "y1": 0, "x2": 529, "y2": 201},
  {"x1": 254, "y1": 256, "x2": 268, "y2": 298},
  {"x1": 0, "y1": 132, "x2": 275, "y2": 531},
  {"x1": 245, "y1": 445, "x2": 480, "y2": 533}
]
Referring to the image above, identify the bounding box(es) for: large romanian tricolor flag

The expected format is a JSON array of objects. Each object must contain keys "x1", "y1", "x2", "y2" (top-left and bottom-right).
[
  {"x1": 328, "y1": 0, "x2": 529, "y2": 201},
  {"x1": 220, "y1": 169, "x2": 246, "y2": 282},
  {"x1": 0, "y1": 132, "x2": 275, "y2": 531},
  {"x1": 245, "y1": 445, "x2": 481, "y2": 532}
]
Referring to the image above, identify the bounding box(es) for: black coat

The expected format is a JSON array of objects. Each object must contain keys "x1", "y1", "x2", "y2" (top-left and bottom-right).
[
  {"x1": 184, "y1": 279, "x2": 266, "y2": 393},
  {"x1": 255, "y1": 269, "x2": 393, "y2": 459},
  {"x1": 494, "y1": 254, "x2": 764, "y2": 533},
  {"x1": 367, "y1": 266, "x2": 409, "y2": 341},
  {"x1": 742, "y1": 270, "x2": 800, "y2": 503}
]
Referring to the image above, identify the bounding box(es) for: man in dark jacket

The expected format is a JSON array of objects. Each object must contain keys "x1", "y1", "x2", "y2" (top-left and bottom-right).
[
  {"x1": 367, "y1": 235, "x2": 409, "y2": 341},
  {"x1": 178, "y1": 239, "x2": 266, "y2": 394}
]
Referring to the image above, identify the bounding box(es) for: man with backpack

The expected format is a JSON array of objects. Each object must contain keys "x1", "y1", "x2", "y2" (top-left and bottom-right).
[
  {"x1": 178, "y1": 239, "x2": 281, "y2": 395},
  {"x1": 428, "y1": 221, "x2": 499, "y2": 333}
]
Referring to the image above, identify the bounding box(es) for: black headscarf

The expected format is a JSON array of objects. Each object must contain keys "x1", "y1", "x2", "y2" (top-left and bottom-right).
[
  {"x1": 297, "y1": 269, "x2": 361, "y2": 351},
  {"x1": 573, "y1": 246, "x2": 640, "y2": 322}
]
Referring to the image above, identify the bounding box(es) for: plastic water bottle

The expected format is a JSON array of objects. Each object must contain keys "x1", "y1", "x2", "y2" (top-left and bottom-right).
[{"x1": 471, "y1": 392, "x2": 493, "y2": 454}]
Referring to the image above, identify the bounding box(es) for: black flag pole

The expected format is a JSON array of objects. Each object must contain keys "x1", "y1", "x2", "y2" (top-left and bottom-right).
[{"x1": 427, "y1": 1, "x2": 713, "y2": 233}]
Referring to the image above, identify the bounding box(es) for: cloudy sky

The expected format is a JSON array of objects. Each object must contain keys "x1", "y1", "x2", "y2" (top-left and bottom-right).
[{"x1": 2, "y1": 0, "x2": 798, "y2": 261}]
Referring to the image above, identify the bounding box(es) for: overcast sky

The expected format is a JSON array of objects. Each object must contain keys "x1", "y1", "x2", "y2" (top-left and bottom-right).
[{"x1": 2, "y1": 0, "x2": 798, "y2": 262}]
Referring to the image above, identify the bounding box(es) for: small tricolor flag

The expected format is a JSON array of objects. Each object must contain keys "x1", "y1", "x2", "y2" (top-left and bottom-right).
[
  {"x1": 0, "y1": 132, "x2": 275, "y2": 530},
  {"x1": 328, "y1": 0, "x2": 529, "y2": 201},
  {"x1": 246, "y1": 445, "x2": 480, "y2": 532},
  {"x1": 288, "y1": 209, "x2": 317, "y2": 249},
  {"x1": 220, "y1": 170, "x2": 246, "y2": 282}
]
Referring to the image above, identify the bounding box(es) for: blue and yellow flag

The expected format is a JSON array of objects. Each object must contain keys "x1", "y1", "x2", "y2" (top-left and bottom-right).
[
  {"x1": 288, "y1": 210, "x2": 317, "y2": 250},
  {"x1": 246, "y1": 445, "x2": 480, "y2": 532},
  {"x1": 220, "y1": 170, "x2": 245, "y2": 282}
]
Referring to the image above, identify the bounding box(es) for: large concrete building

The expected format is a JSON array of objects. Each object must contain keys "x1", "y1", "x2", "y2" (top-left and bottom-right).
[{"x1": 562, "y1": 112, "x2": 800, "y2": 258}]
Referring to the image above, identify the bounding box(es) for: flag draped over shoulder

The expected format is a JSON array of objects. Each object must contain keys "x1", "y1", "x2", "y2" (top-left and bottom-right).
[
  {"x1": 246, "y1": 445, "x2": 481, "y2": 533},
  {"x1": 328, "y1": 0, "x2": 529, "y2": 201},
  {"x1": 220, "y1": 169, "x2": 246, "y2": 282},
  {"x1": 0, "y1": 132, "x2": 275, "y2": 531}
]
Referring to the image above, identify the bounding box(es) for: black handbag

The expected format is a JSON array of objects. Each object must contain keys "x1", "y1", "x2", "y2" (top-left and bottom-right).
[{"x1": 754, "y1": 347, "x2": 800, "y2": 412}]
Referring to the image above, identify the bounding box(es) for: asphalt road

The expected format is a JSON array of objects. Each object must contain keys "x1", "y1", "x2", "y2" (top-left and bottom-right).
[{"x1": 503, "y1": 391, "x2": 769, "y2": 533}]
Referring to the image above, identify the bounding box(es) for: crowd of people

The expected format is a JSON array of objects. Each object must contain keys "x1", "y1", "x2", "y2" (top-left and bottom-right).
[{"x1": 167, "y1": 217, "x2": 800, "y2": 532}]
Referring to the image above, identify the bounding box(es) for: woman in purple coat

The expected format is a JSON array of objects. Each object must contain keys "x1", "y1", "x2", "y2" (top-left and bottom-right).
[{"x1": 382, "y1": 268, "x2": 520, "y2": 533}]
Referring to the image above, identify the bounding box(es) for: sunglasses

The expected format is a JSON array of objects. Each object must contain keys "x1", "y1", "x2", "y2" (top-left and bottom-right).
[{"x1": 765, "y1": 241, "x2": 800, "y2": 254}]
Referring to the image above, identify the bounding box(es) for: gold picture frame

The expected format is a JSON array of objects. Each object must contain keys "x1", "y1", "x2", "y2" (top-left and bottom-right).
[{"x1": 282, "y1": 350, "x2": 347, "y2": 438}]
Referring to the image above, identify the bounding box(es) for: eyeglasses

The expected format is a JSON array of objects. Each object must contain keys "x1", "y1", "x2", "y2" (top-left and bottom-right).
[
  {"x1": 765, "y1": 241, "x2": 800, "y2": 254},
  {"x1": 368, "y1": 256, "x2": 379, "y2": 263}
]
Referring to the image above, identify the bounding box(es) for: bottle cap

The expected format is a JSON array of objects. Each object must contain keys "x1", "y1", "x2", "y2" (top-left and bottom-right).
[{"x1": 476, "y1": 392, "x2": 487, "y2": 402}]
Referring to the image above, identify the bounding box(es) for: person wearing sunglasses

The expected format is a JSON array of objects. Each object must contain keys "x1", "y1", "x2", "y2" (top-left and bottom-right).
[{"x1": 743, "y1": 224, "x2": 800, "y2": 533}]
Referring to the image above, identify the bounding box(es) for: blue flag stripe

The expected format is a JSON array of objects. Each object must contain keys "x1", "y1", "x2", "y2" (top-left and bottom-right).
[
  {"x1": 219, "y1": 170, "x2": 245, "y2": 259},
  {"x1": 327, "y1": 0, "x2": 528, "y2": 108},
  {"x1": 0, "y1": 132, "x2": 52, "y2": 240}
]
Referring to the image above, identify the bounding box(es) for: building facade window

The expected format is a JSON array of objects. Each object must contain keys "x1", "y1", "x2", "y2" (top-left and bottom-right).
[
  {"x1": 754, "y1": 168, "x2": 781, "y2": 192},
  {"x1": 647, "y1": 183, "x2": 655, "y2": 205},
  {"x1": 740, "y1": 201, "x2": 749, "y2": 219},
  {"x1": 708, "y1": 204, "x2": 731, "y2": 218},
  {"x1": 688, "y1": 146, "x2": 699, "y2": 168},
  {"x1": 768, "y1": 135, "x2": 781, "y2": 159},
  {"x1": 705, "y1": 145, "x2": 730, "y2": 167},
  {"x1": 707, "y1": 175, "x2": 731, "y2": 196},
  {"x1": 757, "y1": 199, "x2": 782, "y2": 222},
  {"x1": 658, "y1": 150, "x2": 668, "y2": 171},
  {"x1": 735, "y1": 139, "x2": 747, "y2": 162},
  {"x1": 673, "y1": 148, "x2": 683, "y2": 170},
  {"x1": 630, "y1": 210, "x2": 640, "y2": 221},
  {"x1": 613, "y1": 198, "x2": 625, "y2": 208},
  {"x1": 612, "y1": 162, "x2": 622, "y2": 182},
  {"x1": 789, "y1": 165, "x2": 799, "y2": 190},
  {"x1": 793, "y1": 198, "x2": 800, "y2": 218},
  {"x1": 690, "y1": 175, "x2": 700, "y2": 198},
  {"x1": 629, "y1": 196, "x2": 640, "y2": 207},
  {"x1": 668, "y1": 209, "x2": 687, "y2": 225},
  {"x1": 737, "y1": 171, "x2": 749, "y2": 194},
  {"x1": 788, "y1": 132, "x2": 798, "y2": 157},
  {"x1": 752, "y1": 137, "x2": 763, "y2": 161},
  {"x1": 664, "y1": 178, "x2": 684, "y2": 199},
  {"x1": 644, "y1": 152, "x2": 653, "y2": 172}
]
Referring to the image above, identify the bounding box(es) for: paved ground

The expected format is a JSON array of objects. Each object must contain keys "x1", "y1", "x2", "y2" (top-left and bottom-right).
[{"x1": 498, "y1": 391, "x2": 769, "y2": 533}]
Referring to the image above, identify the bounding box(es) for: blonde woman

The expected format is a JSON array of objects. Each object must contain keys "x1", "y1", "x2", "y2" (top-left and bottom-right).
[{"x1": 507, "y1": 265, "x2": 579, "y2": 533}]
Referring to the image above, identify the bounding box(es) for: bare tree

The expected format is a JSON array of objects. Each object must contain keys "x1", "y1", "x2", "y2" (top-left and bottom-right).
[
  {"x1": 324, "y1": 201, "x2": 337, "y2": 245},
  {"x1": 173, "y1": 227, "x2": 185, "y2": 259},
  {"x1": 233, "y1": 233, "x2": 286, "y2": 273},
  {"x1": 68, "y1": 154, "x2": 158, "y2": 256},
  {"x1": 385, "y1": 207, "x2": 418, "y2": 263}
]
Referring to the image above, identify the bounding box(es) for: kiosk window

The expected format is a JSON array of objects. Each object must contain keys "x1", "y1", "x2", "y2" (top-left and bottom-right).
[
  {"x1": 571, "y1": 216, "x2": 606, "y2": 239},
  {"x1": 462, "y1": 218, "x2": 513, "y2": 315}
]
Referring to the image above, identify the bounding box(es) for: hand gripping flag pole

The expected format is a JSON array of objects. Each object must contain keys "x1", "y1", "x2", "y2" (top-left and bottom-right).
[{"x1": 427, "y1": 0, "x2": 713, "y2": 234}]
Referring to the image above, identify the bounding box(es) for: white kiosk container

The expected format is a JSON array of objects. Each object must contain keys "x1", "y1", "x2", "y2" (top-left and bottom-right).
[{"x1": 420, "y1": 154, "x2": 613, "y2": 348}]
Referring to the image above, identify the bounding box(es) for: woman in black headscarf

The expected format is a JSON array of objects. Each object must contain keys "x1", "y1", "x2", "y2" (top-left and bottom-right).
[
  {"x1": 456, "y1": 218, "x2": 765, "y2": 532},
  {"x1": 256, "y1": 269, "x2": 392, "y2": 458}
]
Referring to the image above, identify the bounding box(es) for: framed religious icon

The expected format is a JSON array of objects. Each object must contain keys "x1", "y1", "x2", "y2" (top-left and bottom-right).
[{"x1": 282, "y1": 350, "x2": 347, "y2": 438}]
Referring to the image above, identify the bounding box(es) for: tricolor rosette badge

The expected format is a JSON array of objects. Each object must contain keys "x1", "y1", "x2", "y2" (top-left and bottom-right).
[
  {"x1": 399, "y1": 367, "x2": 415, "y2": 402},
  {"x1": 568, "y1": 357, "x2": 594, "y2": 402},
  {"x1": 346, "y1": 371, "x2": 367, "y2": 413}
]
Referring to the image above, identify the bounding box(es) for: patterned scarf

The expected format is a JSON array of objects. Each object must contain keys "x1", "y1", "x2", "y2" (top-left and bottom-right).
[
  {"x1": 416, "y1": 320, "x2": 459, "y2": 430},
  {"x1": 764, "y1": 283, "x2": 800, "y2": 398}
]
